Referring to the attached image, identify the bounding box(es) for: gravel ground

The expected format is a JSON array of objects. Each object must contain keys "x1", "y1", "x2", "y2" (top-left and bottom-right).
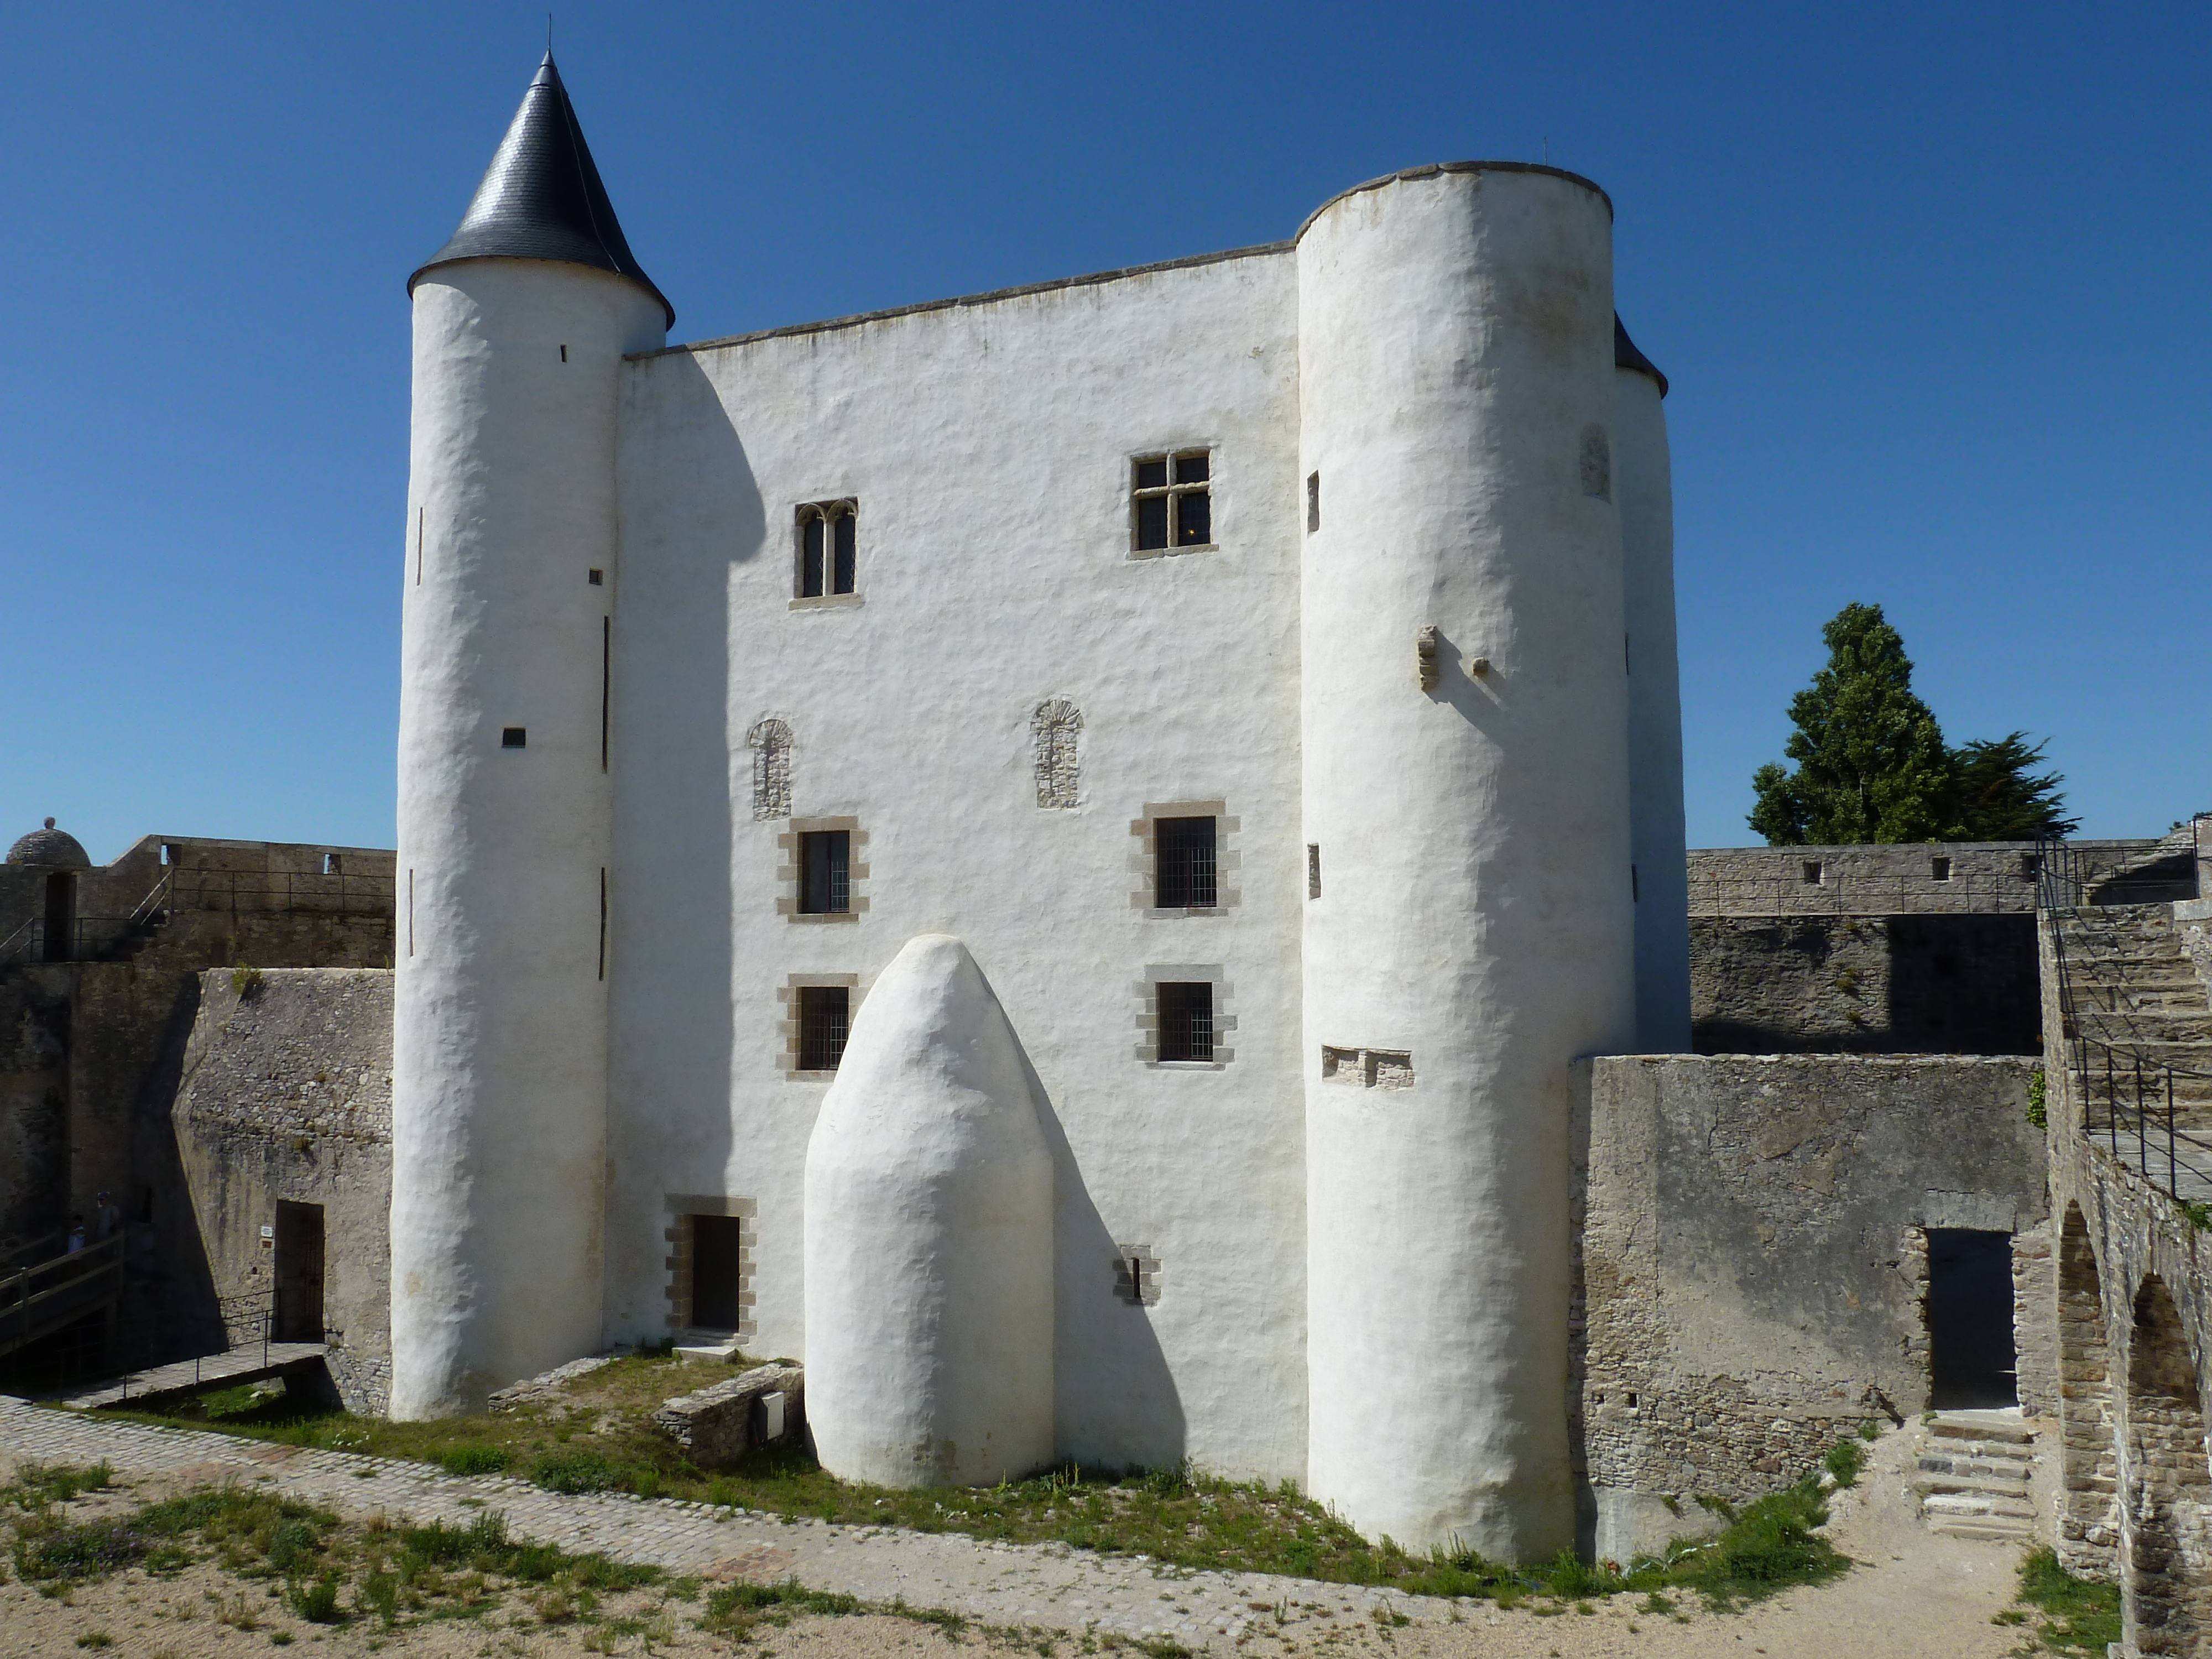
[{"x1": 0, "y1": 1396, "x2": 2039, "y2": 1658}]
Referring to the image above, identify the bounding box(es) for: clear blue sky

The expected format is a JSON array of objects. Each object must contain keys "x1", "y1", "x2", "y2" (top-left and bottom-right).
[{"x1": 3, "y1": 2, "x2": 2205, "y2": 862}]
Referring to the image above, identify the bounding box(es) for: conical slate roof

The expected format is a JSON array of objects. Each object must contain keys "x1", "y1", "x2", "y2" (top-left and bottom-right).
[
  {"x1": 1614, "y1": 315, "x2": 1667, "y2": 398},
  {"x1": 410, "y1": 54, "x2": 673, "y2": 327}
]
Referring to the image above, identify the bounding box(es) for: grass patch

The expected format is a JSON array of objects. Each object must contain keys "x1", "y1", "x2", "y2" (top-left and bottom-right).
[
  {"x1": 2013, "y1": 1548, "x2": 2121, "y2": 1656},
  {"x1": 89, "y1": 1350, "x2": 1853, "y2": 1608},
  {"x1": 2, "y1": 1460, "x2": 113, "y2": 1509}
]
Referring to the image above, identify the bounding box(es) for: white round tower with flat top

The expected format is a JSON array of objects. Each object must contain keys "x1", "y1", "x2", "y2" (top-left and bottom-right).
[
  {"x1": 1297, "y1": 163, "x2": 1637, "y2": 1557},
  {"x1": 1614, "y1": 317, "x2": 1691, "y2": 1053},
  {"x1": 390, "y1": 54, "x2": 671, "y2": 1417}
]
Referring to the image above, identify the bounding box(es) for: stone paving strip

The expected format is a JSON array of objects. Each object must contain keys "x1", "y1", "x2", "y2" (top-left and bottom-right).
[{"x1": 0, "y1": 1396, "x2": 1450, "y2": 1651}]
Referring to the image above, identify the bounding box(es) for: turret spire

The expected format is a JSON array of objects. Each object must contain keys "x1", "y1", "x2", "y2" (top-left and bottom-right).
[{"x1": 410, "y1": 54, "x2": 672, "y2": 326}]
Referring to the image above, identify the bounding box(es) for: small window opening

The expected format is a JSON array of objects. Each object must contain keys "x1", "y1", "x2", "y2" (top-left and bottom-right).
[
  {"x1": 1155, "y1": 817, "x2": 1218, "y2": 909},
  {"x1": 1113, "y1": 1247, "x2": 1159, "y2": 1306},
  {"x1": 2021, "y1": 853, "x2": 2042, "y2": 880},
  {"x1": 797, "y1": 502, "x2": 858, "y2": 598},
  {"x1": 797, "y1": 985, "x2": 851, "y2": 1072},
  {"x1": 160, "y1": 843, "x2": 179, "y2": 867},
  {"x1": 1802, "y1": 859, "x2": 1823, "y2": 885},
  {"x1": 560, "y1": 343, "x2": 568, "y2": 362},
  {"x1": 588, "y1": 568, "x2": 603, "y2": 586},
  {"x1": 1626, "y1": 1392, "x2": 1639, "y2": 1410},
  {"x1": 322, "y1": 853, "x2": 342, "y2": 875},
  {"x1": 1156, "y1": 981, "x2": 1215, "y2": 1063},
  {"x1": 1133, "y1": 451, "x2": 1212, "y2": 551},
  {"x1": 799, "y1": 831, "x2": 851, "y2": 915},
  {"x1": 1307, "y1": 843, "x2": 1322, "y2": 900},
  {"x1": 1927, "y1": 1228, "x2": 2019, "y2": 1409},
  {"x1": 1932, "y1": 856, "x2": 1953, "y2": 882},
  {"x1": 501, "y1": 727, "x2": 526, "y2": 748},
  {"x1": 1306, "y1": 471, "x2": 1320, "y2": 533}
]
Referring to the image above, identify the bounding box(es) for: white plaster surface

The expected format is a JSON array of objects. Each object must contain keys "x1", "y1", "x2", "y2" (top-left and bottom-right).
[
  {"x1": 805, "y1": 935, "x2": 1053, "y2": 1486},
  {"x1": 1616, "y1": 365, "x2": 1692, "y2": 1053},
  {"x1": 392, "y1": 257, "x2": 666, "y2": 1417},
  {"x1": 606, "y1": 245, "x2": 1309, "y2": 1483},
  {"x1": 1297, "y1": 166, "x2": 1637, "y2": 1557}
]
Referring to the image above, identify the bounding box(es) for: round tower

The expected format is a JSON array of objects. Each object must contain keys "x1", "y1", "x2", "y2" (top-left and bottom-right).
[
  {"x1": 804, "y1": 935, "x2": 1055, "y2": 1486},
  {"x1": 1297, "y1": 163, "x2": 1636, "y2": 1557},
  {"x1": 390, "y1": 55, "x2": 671, "y2": 1417},
  {"x1": 1614, "y1": 319, "x2": 1691, "y2": 1053}
]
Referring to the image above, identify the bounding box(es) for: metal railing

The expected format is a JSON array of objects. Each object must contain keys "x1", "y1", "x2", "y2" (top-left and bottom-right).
[
  {"x1": 1, "y1": 864, "x2": 396, "y2": 972},
  {"x1": 2038, "y1": 834, "x2": 2212, "y2": 1212}
]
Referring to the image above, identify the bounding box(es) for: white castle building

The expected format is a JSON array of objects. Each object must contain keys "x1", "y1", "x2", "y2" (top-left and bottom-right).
[{"x1": 392, "y1": 54, "x2": 1689, "y2": 1561}]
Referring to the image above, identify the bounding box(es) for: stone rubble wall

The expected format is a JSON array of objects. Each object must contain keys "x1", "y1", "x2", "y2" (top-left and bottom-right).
[
  {"x1": 654, "y1": 1362, "x2": 806, "y2": 1467},
  {"x1": 1573, "y1": 1053, "x2": 2048, "y2": 1563}
]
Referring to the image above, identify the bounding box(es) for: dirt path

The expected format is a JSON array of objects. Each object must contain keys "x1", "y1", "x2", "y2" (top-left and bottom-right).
[{"x1": 0, "y1": 1399, "x2": 2033, "y2": 1657}]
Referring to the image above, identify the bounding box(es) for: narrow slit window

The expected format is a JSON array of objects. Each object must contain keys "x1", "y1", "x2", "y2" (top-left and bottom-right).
[
  {"x1": 1306, "y1": 471, "x2": 1319, "y2": 533},
  {"x1": 601, "y1": 618, "x2": 611, "y2": 771},
  {"x1": 1307, "y1": 843, "x2": 1321, "y2": 900},
  {"x1": 798, "y1": 985, "x2": 850, "y2": 1072},
  {"x1": 1132, "y1": 450, "x2": 1212, "y2": 552},
  {"x1": 1156, "y1": 982, "x2": 1215, "y2": 1063},
  {"x1": 598, "y1": 867, "x2": 607, "y2": 980},
  {"x1": 799, "y1": 830, "x2": 851, "y2": 915},
  {"x1": 1155, "y1": 817, "x2": 1218, "y2": 909}
]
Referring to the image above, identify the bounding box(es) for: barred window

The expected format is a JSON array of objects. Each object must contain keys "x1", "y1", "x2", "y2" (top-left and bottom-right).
[
  {"x1": 797, "y1": 985, "x2": 849, "y2": 1072},
  {"x1": 1156, "y1": 982, "x2": 1214, "y2": 1063},
  {"x1": 796, "y1": 501, "x2": 857, "y2": 598},
  {"x1": 799, "y1": 831, "x2": 851, "y2": 915},
  {"x1": 1132, "y1": 452, "x2": 1211, "y2": 552},
  {"x1": 1154, "y1": 817, "x2": 1218, "y2": 909}
]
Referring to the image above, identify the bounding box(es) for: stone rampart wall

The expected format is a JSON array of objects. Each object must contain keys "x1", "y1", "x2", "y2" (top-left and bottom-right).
[
  {"x1": 173, "y1": 969, "x2": 393, "y2": 1415},
  {"x1": 1573, "y1": 1053, "x2": 2048, "y2": 1563}
]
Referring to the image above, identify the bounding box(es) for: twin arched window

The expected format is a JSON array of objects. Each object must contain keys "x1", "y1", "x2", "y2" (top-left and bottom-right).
[{"x1": 796, "y1": 502, "x2": 857, "y2": 598}]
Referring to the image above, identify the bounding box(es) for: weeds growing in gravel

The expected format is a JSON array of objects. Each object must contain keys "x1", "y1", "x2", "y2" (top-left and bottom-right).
[
  {"x1": 2010, "y1": 1548, "x2": 2121, "y2": 1656},
  {"x1": 92, "y1": 1353, "x2": 1862, "y2": 1611}
]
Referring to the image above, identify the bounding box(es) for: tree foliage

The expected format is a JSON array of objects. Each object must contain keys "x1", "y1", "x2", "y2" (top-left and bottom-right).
[
  {"x1": 1748, "y1": 603, "x2": 2074, "y2": 845},
  {"x1": 1949, "y1": 732, "x2": 2078, "y2": 840}
]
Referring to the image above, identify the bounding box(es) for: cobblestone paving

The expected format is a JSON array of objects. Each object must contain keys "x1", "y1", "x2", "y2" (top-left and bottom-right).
[{"x1": 0, "y1": 1396, "x2": 1443, "y2": 1651}]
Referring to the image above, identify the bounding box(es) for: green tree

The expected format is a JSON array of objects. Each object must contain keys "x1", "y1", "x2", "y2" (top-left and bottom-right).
[
  {"x1": 1947, "y1": 732, "x2": 2078, "y2": 840},
  {"x1": 1747, "y1": 603, "x2": 1957, "y2": 844}
]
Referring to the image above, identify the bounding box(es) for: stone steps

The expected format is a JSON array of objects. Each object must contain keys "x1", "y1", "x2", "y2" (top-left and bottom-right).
[{"x1": 1915, "y1": 1413, "x2": 2042, "y2": 1542}]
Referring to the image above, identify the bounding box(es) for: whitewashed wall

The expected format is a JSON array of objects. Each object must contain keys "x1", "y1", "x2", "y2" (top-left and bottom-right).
[{"x1": 607, "y1": 248, "x2": 1310, "y2": 1482}]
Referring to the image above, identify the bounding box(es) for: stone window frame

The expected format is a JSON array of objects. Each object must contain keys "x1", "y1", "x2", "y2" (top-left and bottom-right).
[
  {"x1": 1135, "y1": 964, "x2": 1235, "y2": 1070},
  {"x1": 1130, "y1": 801, "x2": 1239, "y2": 919},
  {"x1": 791, "y1": 498, "x2": 860, "y2": 609},
  {"x1": 1113, "y1": 1243, "x2": 1162, "y2": 1307},
  {"x1": 748, "y1": 718, "x2": 793, "y2": 821},
  {"x1": 778, "y1": 972, "x2": 861, "y2": 1079},
  {"x1": 1320, "y1": 1045, "x2": 1416, "y2": 1091},
  {"x1": 1031, "y1": 699, "x2": 1083, "y2": 810},
  {"x1": 776, "y1": 817, "x2": 869, "y2": 922},
  {"x1": 663, "y1": 1193, "x2": 757, "y2": 1337},
  {"x1": 1128, "y1": 448, "x2": 1217, "y2": 560}
]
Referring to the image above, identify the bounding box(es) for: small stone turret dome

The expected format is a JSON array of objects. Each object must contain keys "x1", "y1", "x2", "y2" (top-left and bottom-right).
[{"x1": 7, "y1": 818, "x2": 90, "y2": 867}]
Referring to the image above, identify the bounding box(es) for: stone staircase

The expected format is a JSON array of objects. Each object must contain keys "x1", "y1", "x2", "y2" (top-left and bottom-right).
[
  {"x1": 1914, "y1": 1412, "x2": 2039, "y2": 1541},
  {"x1": 2056, "y1": 904, "x2": 2212, "y2": 1143}
]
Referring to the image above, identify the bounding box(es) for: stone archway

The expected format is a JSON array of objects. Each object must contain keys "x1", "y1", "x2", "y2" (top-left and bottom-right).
[
  {"x1": 2058, "y1": 1204, "x2": 2118, "y2": 1578},
  {"x1": 2122, "y1": 1274, "x2": 2212, "y2": 1654}
]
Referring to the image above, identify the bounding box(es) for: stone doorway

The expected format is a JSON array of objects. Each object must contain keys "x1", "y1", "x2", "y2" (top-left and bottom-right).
[
  {"x1": 690, "y1": 1214, "x2": 747, "y2": 1332},
  {"x1": 1928, "y1": 1227, "x2": 2018, "y2": 1409},
  {"x1": 274, "y1": 1201, "x2": 325, "y2": 1343},
  {"x1": 41, "y1": 872, "x2": 74, "y2": 962}
]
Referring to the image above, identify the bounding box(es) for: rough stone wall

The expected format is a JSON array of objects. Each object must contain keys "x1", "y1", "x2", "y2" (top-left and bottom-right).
[
  {"x1": 0, "y1": 971, "x2": 70, "y2": 1247},
  {"x1": 1691, "y1": 914, "x2": 2040, "y2": 1056},
  {"x1": 1686, "y1": 839, "x2": 2169, "y2": 917},
  {"x1": 172, "y1": 969, "x2": 393, "y2": 1415},
  {"x1": 1573, "y1": 1053, "x2": 2048, "y2": 1563}
]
